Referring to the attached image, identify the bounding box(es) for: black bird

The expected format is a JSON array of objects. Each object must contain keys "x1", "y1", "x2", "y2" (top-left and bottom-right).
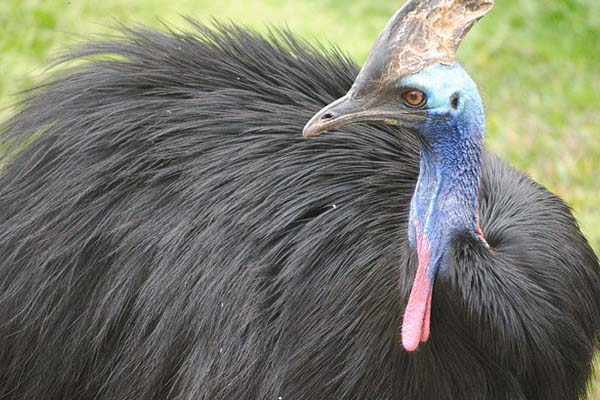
[{"x1": 0, "y1": 0, "x2": 598, "y2": 399}]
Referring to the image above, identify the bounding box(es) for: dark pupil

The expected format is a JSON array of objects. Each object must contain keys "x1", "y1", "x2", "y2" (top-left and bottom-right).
[{"x1": 409, "y1": 91, "x2": 421, "y2": 104}]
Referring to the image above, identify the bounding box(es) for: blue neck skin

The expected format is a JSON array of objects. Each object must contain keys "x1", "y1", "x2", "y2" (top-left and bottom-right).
[{"x1": 402, "y1": 63, "x2": 487, "y2": 278}]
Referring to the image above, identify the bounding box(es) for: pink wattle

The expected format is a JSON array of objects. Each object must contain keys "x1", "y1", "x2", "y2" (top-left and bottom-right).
[{"x1": 402, "y1": 235, "x2": 433, "y2": 351}]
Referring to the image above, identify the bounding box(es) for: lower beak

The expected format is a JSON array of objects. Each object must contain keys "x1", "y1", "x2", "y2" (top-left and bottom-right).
[{"x1": 303, "y1": 94, "x2": 400, "y2": 137}]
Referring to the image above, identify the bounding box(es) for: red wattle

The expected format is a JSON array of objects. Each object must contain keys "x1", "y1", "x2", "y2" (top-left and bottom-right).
[
  {"x1": 401, "y1": 236, "x2": 433, "y2": 352},
  {"x1": 421, "y1": 288, "x2": 432, "y2": 342}
]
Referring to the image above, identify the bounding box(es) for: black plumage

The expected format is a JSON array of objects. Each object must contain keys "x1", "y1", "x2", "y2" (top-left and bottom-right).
[{"x1": 0, "y1": 22, "x2": 599, "y2": 400}]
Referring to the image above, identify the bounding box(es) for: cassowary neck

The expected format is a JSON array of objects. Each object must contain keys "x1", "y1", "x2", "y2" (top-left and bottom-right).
[
  {"x1": 402, "y1": 110, "x2": 486, "y2": 352},
  {"x1": 411, "y1": 137, "x2": 484, "y2": 247}
]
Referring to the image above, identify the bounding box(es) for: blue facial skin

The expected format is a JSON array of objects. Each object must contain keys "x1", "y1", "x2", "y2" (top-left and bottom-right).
[{"x1": 402, "y1": 63, "x2": 486, "y2": 279}]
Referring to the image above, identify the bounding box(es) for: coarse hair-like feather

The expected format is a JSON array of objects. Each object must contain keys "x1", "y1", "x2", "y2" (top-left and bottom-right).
[{"x1": 0, "y1": 20, "x2": 599, "y2": 400}]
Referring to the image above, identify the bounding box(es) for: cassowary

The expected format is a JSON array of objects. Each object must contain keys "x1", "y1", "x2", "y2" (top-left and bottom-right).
[{"x1": 0, "y1": 0, "x2": 599, "y2": 398}]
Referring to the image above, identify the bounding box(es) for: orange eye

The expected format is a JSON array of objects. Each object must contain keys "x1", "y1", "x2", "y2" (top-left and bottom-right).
[{"x1": 401, "y1": 89, "x2": 426, "y2": 108}]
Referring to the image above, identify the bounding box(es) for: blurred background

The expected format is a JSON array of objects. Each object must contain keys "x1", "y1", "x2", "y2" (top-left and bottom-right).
[{"x1": 1, "y1": 0, "x2": 599, "y2": 395}]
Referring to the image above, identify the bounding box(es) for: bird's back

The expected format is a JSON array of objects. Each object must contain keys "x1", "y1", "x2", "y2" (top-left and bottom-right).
[{"x1": 0, "y1": 23, "x2": 598, "y2": 400}]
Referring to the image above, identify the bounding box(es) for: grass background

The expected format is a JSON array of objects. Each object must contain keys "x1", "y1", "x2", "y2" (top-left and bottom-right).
[{"x1": 1, "y1": 0, "x2": 599, "y2": 396}]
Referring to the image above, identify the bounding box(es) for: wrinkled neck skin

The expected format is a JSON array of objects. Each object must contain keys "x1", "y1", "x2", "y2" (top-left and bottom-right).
[
  {"x1": 408, "y1": 124, "x2": 485, "y2": 270},
  {"x1": 400, "y1": 63, "x2": 487, "y2": 351}
]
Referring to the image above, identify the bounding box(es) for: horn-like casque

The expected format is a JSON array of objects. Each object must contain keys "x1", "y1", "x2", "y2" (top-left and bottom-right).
[{"x1": 353, "y1": 0, "x2": 494, "y2": 96}]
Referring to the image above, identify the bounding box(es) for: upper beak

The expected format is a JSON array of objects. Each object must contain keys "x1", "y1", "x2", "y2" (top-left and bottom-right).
[{"x1": 303, "y1": 94, "x2": 400, "y2": 137}]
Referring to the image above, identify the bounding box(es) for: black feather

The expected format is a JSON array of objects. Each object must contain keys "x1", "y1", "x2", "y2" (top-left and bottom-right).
[{"x1": 0, "y1": 22, "x2": 599, "y2": 400}]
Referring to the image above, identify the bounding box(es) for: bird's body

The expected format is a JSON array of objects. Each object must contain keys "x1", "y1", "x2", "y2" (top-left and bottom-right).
[{"x1": 0, "y1": 23, "x2": 599, "y2": 400}]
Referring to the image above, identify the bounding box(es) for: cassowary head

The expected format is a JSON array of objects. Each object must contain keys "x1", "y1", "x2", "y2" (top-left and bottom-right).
[{"x1": 304, "y1": 0, "x2": 494, "y2": 352}]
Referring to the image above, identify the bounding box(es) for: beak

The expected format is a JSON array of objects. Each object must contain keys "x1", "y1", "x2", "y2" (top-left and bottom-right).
[{"x1": 303, "y1": 94, "x2": 402, "y2": 138}]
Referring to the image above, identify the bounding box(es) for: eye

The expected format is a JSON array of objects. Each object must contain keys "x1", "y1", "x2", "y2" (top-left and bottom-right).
[{"x1": 401, "y1": 89, "x2": 427, "y2": 108}]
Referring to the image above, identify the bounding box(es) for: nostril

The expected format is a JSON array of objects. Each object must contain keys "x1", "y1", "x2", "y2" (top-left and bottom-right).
[{"x1": 321, "y1": 112, "x2": 336, "y2": 121}]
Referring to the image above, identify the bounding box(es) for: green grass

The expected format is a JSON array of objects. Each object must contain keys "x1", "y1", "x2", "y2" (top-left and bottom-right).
[{"x1": 2, "y1": 0, "x2": 600, "y2": 396}]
